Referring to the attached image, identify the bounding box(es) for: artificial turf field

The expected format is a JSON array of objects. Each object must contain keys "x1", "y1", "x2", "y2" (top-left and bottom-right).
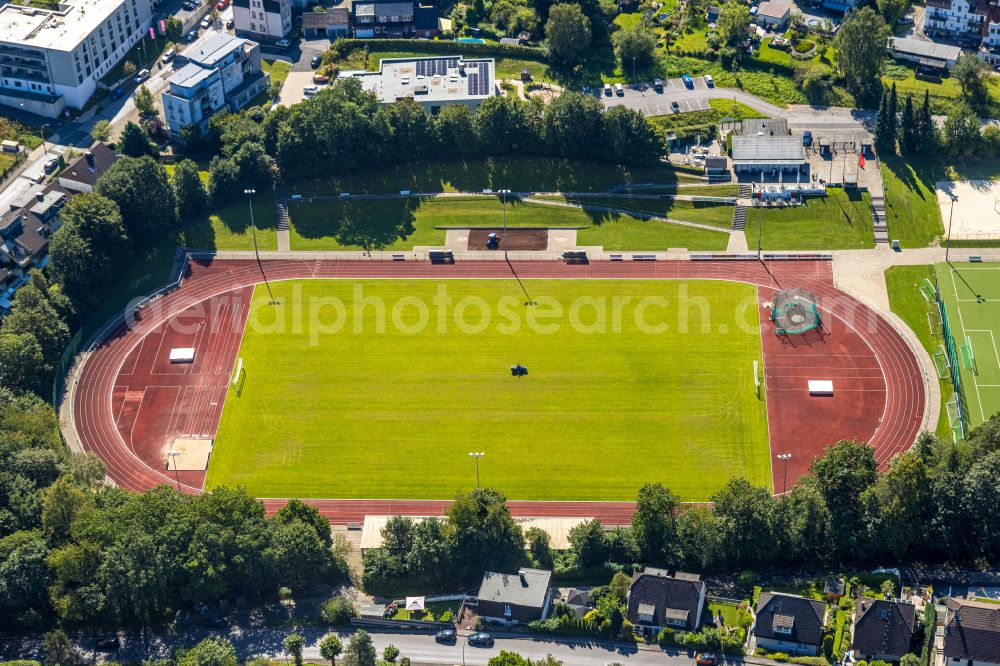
[
  {"x1": 935, "y1": 262, "x2": 1000, "y2": 427},
  {"x1": 206, "y1": 279, "x2": 771, "y2": 500}
]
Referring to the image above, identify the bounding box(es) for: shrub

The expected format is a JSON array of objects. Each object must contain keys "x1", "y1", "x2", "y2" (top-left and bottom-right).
[
  {"x1": 772, "y1": 653, "x2": 790, "y2": 662},
  {"x1": 791, "y1": 658, "x2": 832, "y2": 666},
  {"x1": 792, "y1": 39, "x2": 815, "y2": 53},
  {"x1": 383, "y1": 645, "x2": 400, "y2": 662},
  {"x1": 657, "y1": 628, "x2": 676, "y2": 646},
  {"x1": 320, "y1": 596, "x2": 358, "y2": 625}
]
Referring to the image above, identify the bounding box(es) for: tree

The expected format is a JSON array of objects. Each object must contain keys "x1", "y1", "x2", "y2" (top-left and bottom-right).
[
  {"x1": 603, "y1": 105, "x2": 662, "y2": 165},
  {"x1": 90, "y1": 119, "x2": 112, "y2": 144},
  {"x1": 435, "y1": 105, "x2": 478, "y2": 156},
  {"x1": 942, "y1": 102, "x2": 982, "y2": 156},
  {"x1": 446, "y1": 487, "x2": 525, "y2": 581},
  {"x1": 631, "y1": 483, "x2": 679, "y2": 565},
  {"x1": 887, "y1": 82, "x2": 898, "y2": 150},
  {"x1": 612, "y1": 24, "x2": 657, "y2": 73},
  {"x1": 319, "y1": 634, "x2": 344, "y2": 665},
  {"x1": 870, "y1": 451, "x2": 929, "y2": 558},
  {"x1": 43, "y1": 629, "x2": 78, "y2": 666},
  {"x1": 165, "y1": 16, "x2": 183, "y2": 41},
  {"x1": 953, "y1": 53, "x2": 990, "y2": 109},
  {"x1": 172, "y1": 159, "x2": 208, "y2": 221},
  {"x1": 542, "y1": 92, "x2": 606, "y2": 158},
  {"x1": 545, "y1": 3, "x2": 591, "y2": 67},
  {"x1": 321, "y1": 596, "x2": 358, "y2": 625},
  {"x1": 382, "y1": 645, "x2": 400, "y2": 663},
  {"x1": 96, "y1": 156, "x2": 177, "y2": 245},
  {"x1": 711, "y1": 477, "x2": 776, "y2": 568},
  {"x1": 0, "y1": 530, "x2": 51, "y2": 625},
  {"x1": 207, "y1": 156, "x2": 240, "y2": 205},
  {"x1": 568, "y1": 518, "x2": 606, "y2": 566},
  {"x1": 284, "y1": 633, "x2": 305, "y2": 666},
  {"x1": 134, "y1": 84, "x2": 156, "y2": 116},
  {"x1": 344, "y1": 629, "x2": 377, "y2": 666},
  {"x1": 275, "y1": 498, "x2": 333, "y2": 548},
  {"x1": 0, "y1": 274, "x2": 71, "y2": 374},
  {"x1": 119, "y1": 121, "x2": 156, "y2": 158},
  {"x1": 717, "y1": 0, "x2": 751, "y2": 47},
  {"x1": 899, "y1": 94, "x2": 917, "y2": 154},
  {"x1": 810, "y1": 441, "x2": 878, "y2": 559},
  {"x1": 835, "y1": 7, "x2": 889, "y2": 104},
  {"x1": 917, "y1": 89, "x2": 936, "y2": 153},
  {"x1": 876, "y1": 0, "x2": 907, "y2": 23},
  {"x1": 49, "y1": 192, "x2": 129, "y2": 306},
  {"x1": 41, "y1": 476, "x2": 91, "y2": 546},
  {"x1": 179, "y1": 638, "x2": 239, "y2": 666},
  {"x1": 0, "y1": 334, "x2": 46, "y2": 395},
  {"x1": 526, "y1": 526, "x2": 553, "y2": 568},
  {"x1": 381, "y1": 515, "x2": 416, "y2": 559},
  {"x1": 123, "y1": 60, "x2": 137, "y2": 78}
]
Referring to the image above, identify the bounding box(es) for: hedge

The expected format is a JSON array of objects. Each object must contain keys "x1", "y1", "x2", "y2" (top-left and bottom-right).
[
  {"x1": 919, "y1": 603, "x2": 937, "y2": 666},
  {"x1": 333, "y1": 38, "x2": 548, "y2": 62},
  {"x1": 832, "y1": 609, "x2": 848, "y2": 659},
  {"x1": 791, "y1": 657, "x2": 832, "y2": 666}
]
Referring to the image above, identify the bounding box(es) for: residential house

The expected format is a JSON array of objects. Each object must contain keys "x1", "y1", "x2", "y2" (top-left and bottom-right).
[
  {"x1": 924, "y1": 0, "x2": 993, "y2": 46},
  {"x1": 346, "y1": 56, "x2": 498, "y2": 115},
  {"x1": 625, "y1": 569, "x2": 707, "y2": 639},
  {"x1": 703, "y1": 156, "x2": 729, "y2": 176},
  {"x1": 352, "y1": 0, "x2": 416, "y2": 37},
  {"x1": 474, "y1": 568, "x2": 552, "y2": 626},
  {"x1": 980, "y1": 5, "x2": 1000, "y2": 65},
  {"x1": 414, "y1": 5, "x2": 440, "y2": 37},
  {"x1": 939, "y1": 598, "x2": 1000, "y2": 666},
  {"x1": 0, "y1": 0, "x2": 156, "y2": 117},
  {"x1": 755, "y1": 1, "x2": 792, "y2": 28},
  {"x1": 563, "y1": 588, "x2": 593, "y2": 619},
  {"x1": 888, "y1": 36, "x2": 963, "y2": 70},
  {"x1": 731, "y1": 135, "x2": 806, "y2": 175},
  {"x1": 233, "y1": 0, "x2": 292, "y2": 41},
  {"x1": 752, "y1": 592, "x2": 826, "y2": 657},
  {"x1": 852, "y1": 598, "x2": 917, "y2": 663},
  {"x1": 301, "y1": 8, "x2": 350, "y2": 38},
  {"x1": 0, "y1": 185, "x2": 67, "y2": 296},
  {"x1": 161, "y1": 33, "x2": 270, "y2": 137},
  {"x1": 706, "y1": 4, "x2": 722, "y2": 21},
  {"x1": 57, "y1": 144, "x2": 119, "y2": 194}
]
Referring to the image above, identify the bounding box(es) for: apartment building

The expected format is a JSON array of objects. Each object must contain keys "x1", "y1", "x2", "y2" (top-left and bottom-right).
[
  {"x1": 347, "y1": 56, "x2": 497, "y2": 115},
  {"x1": 233, "y1": 0, "x2": 291, "y2": 41},
  {"x1": 980, "y1": 6, "x2": 1000, "y2": 64},
  {"x1": 161, "y1": 33, "x2": 269, "y2": 136},
  {"x1": 0, "y1": 0, "x2": 155, "y2": 117},
  {"x1": 351, "y1": 0, "x2": 416, "y2": 37},
  {"x1": 924, "y1": 0, "x2": 994, "y2": 46}
]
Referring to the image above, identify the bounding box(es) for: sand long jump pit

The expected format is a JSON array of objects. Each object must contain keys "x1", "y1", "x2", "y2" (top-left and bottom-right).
[{"x1": 937, "y1": 179, "x2": 1000, "y2": 239}]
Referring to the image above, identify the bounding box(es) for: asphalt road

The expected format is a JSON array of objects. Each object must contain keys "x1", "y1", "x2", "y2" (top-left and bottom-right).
[
  {"x1": 3, "y1": 625, "x2": 705, "y2": 666},
  {"x1": 599, "y1": 76, "x2": 786, "y2": 119}
]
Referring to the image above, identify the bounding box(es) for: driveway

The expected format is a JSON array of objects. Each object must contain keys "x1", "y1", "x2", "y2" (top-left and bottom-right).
[{"x1": 599, "y1": 76, "x2": 786, "y2": 118}]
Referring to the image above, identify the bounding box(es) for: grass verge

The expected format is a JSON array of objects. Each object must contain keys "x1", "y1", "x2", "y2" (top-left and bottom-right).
[{"x1": 742, "y1": 188, "x2": 873, "y2": 250}]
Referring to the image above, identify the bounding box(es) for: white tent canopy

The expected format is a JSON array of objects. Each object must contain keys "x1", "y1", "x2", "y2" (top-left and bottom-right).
[{"x1": 405, "y1": 596, "x2": 425, "y2": 611}]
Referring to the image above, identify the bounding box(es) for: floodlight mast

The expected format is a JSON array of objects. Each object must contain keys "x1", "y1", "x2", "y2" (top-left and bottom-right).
[
  {"x1": 245, "y1": 188, "x2": 276, "y2": 304},
  {"x1": 776, "y1": 453, "x2": 792, "y2": 494},
  {"x1": 469, "y1": 451, "x2": 485, "y2": 488}
]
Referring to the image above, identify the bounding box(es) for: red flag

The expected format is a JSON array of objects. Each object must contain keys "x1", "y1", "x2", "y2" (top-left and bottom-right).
[
  {"x1": 149, "y1": 26, "x2": 155, "y2": 39},
  {"x1": 858, "y1": 153, "x2": 866, "y2": 169},
  {"x1": 159, "y1": 18, "x2": 166, "y2": 34}
]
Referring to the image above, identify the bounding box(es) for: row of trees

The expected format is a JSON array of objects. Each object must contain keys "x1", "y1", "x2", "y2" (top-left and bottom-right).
[{"x1": 198, "y1": 79, "x2": 662, "y2": 183}]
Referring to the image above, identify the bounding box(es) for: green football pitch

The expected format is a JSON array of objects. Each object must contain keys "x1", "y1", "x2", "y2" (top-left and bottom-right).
[
  {"x1": 206, "y1": 279, "x2": 771, "y2": 500},
  {"x1": 935, "y1": 263, "x2": 1000, "y2": 428}
]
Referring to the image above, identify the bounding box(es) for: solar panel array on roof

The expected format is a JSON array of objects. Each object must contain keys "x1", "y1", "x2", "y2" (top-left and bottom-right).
[
  {"x1": 466, "y1": 61, "x2": 491, "y2": 96},
  {"x1": 414, "y1": 57, "x2": 458, "y2": 77}
]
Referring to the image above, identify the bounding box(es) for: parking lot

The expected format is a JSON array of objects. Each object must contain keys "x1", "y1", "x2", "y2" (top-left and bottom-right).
[{"x1": 598, "y1": 76, "x2": 785, "y2": 118}]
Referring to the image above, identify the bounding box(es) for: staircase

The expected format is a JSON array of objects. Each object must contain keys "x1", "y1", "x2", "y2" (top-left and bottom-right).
[
  {"x1": 732, "y1": 204, "x2": 748, "y2": 231},
  {"x1": 871, "y1": 195, "x2": 888, "y2": 245},
  {"x1": 738, "y1": 183, "x2": 752, "y2": 198},
  {"x1": 276, "y1": 201, "x2": 289, "y2": 232}
]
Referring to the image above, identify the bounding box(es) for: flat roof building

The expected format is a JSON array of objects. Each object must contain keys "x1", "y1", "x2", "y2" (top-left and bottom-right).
[
  {"x1": 347, "y1": 55, "x2": 497, "y2": 114},
  {"x1": 888, "y1": 36, "x2": 963, "y2": 69},
  {"x1": 732, "y1": 135, "x2": 806, "y2": 174},
  {"x1": 0, "y1": 0, "x2": 156, "y2": 116},
  {"x1": 162, "y1": 33, "x2": 269, "y2": 137}
]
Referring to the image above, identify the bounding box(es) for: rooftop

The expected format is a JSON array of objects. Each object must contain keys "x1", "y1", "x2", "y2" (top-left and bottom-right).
[
  {"x1": 755, "y1": 592, "x2": 826, "y2": 647},
  {"x1": 732, "y1": 135, "x2": 805, "y2": 163},
  {"x1": 350, "y1": 56, "x2": 496, "y2": 104},
  {"x1": 477, "y1": 568, "x2": 552, "y2": 609},
  {"x1": 186, "y1": 32, "x2": 247, "y2": 68},
  {"x1": 889, "y1": 36, "x2": 963, "y2": 62},
  {"x1": 0, "y1": 0, "x2": 138, "y2": 52},
  {"x1": 58, "y1": 143, "x2": 119, "y2": 187},
  {"x1": 626, "y1": 570, "x2": 706, "y2": 630},
  {"x1": 169, "y1": 62, "x2": 218, "y2": 89},
  {"x1": 943, "y1": 598, "x2": 1000, "y2": 663},
  {"x1": 302, "y1": 8, "x2": 349, "y2": 28},
  {"x1": 757, "y1": 1, "x2": 791, "y2": 18},
  {"x1": 852, "y1": 598, "x2": 916, "y2": 658}
]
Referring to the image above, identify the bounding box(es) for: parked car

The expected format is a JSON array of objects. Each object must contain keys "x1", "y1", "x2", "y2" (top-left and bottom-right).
[
  {"x1": 696, "y1": 654, "x2": 717, "y2": 666},
  {"x1": 95, "y1": 637, "x2": 120, "y2": 651},
  {"x1": 275, "y1": 38, "x2": 290, "y2": 48},
  {"x1": 614, "y1": 82, "x2": 624, "y2": 96},
  {"x1": 682, "y1": 73, "x2": 693, "y2": 88},
  {"x1": 303, "y1": 85, "x2": 320, "y2": 97},
  {"x1": 897, "y1": 15, "x2": 914, "y2": 24},
  {"x1": 161, "y1": 47, "x2": 175, "y2": 63},
  {"x1": 225, "y1": 17, "x2": 234, "y2": 28},
  {"x1": 671, "y1": 100, "x2": 680, "y2": 112},
  {"x1": 215, "y1": 0, "x2": 229, "y2": 8},
  {"x1": 435, "y1": 628, "x2": 457, "y2": 643},
  {"x1": 703, "y1": 74, "x2": 714, "y2": 87},
  {"x1": 134, "y1": 68, "x2": 150, "y2": 83},
  {"x1": 467, "y1": 632, "x2": 494, "y2": 647},
  {"x1": 802, "y1": 130, "x2": 813, "y2": 147},
  {"x1": 200, "y1": 15, "x2": 212, "y2": 28},
  {"x1": 110, "y1": 86, "x2": 126, "y2": 100},
  {"x1": 43, "y1": 157, "x2": 59, "y2": 174},
  {"x1": 310, "y1": 53, "x2": 322, "y2": 68},
  {"x1": 604, "y1": 83, "x2": 612, "y2": 96},
  {"x1": 186, "y1": 29, "x2": 198, "y2": 42},
  {"x1": 653, "y1": 78, "x2": 665, "y2": 92}
]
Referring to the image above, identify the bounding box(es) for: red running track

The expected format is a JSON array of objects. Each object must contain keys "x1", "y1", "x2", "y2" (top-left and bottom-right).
[{"x1": 71, "y1": 258, "x2": 925, "y2": 524}]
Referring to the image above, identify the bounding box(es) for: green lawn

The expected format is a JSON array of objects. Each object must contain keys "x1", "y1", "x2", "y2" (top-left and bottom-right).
[
  {"x1": 207, "y1": 279, "x2": 771, "y2": 500},
  {"x1": 555, "y1": 195, "x2": 735, "y2": 229},
  {"x1": 288, "y1": 196, "x2": 730, "y2": 251},
  {"x1": 742, "y1": 188, "x2": 874, "y2": 250},
  {"x1": 287, "y1": 157, "x2": 703, "y2": 197},
  {"x1": 883, "y1": 67, "x2": 1000, "y2": 116},
  {"x1": 934, "y1": 262, "x2": 1000, "y2": 428},
  {"x1": 263, "y1": 59, "x2": 291, "y2": 86},
  {"x1": 881, "y1": 157, "x2": 944, "y2": 248},
  {"x1": 884, "y1": 265, "x2": 953, "y2": 438},
  {"x1": 705, "y1": 601, "x2": 750, "y2": 628}
]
